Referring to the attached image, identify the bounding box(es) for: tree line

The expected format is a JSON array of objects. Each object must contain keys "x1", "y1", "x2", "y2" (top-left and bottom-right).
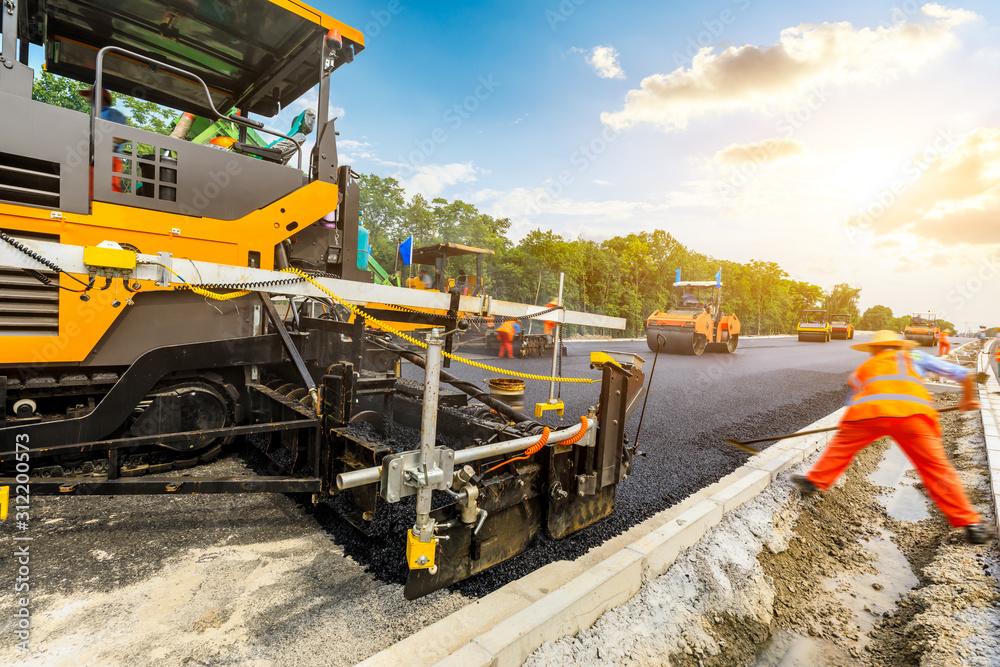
[{"x1": 357, "y1": 174, "x2": 894, "y2": 337}]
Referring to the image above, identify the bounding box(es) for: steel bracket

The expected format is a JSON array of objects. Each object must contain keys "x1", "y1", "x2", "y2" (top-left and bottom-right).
[
  {"x1": 575, "y1": 472, "x2": 598, "y2": 496},
  {"x1": 381, "y1": 447, "x2": 455, "y2": 503},
  {"x1": 155, "y1": 252, "x2": 173, "y2": 286}
]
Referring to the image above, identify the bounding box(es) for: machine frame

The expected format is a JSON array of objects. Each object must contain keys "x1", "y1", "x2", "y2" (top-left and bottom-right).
[{"x1": 0, "y1": 0, "x2": 641, "y2": 598}]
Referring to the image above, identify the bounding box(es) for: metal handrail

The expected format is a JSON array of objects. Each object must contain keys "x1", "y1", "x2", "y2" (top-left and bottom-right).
[{"x1": 92, "y1": 46, "x2": 303, "y2": 170}]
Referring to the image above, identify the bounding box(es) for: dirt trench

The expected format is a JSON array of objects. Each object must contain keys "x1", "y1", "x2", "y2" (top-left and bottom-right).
[{"x1": 526, "y1": 395, "x2": 1000, "y2": 666}]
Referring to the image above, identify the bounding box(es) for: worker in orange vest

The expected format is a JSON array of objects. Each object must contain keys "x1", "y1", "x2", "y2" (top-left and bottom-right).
[
  {"x1": 792, "y1": 330, "x2": 994, "y2": 544},
  {"x1": 544, "y1": 300, "x2": 558, "y2": 343},
  {"x1": 495, "y1": 319, "x2": 521, "y2": 358},
  {"x1": 938, "y1": 329, "x2": 951, "y2": 357}
]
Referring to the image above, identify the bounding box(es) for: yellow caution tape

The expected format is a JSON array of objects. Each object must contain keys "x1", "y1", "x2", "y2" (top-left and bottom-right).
[{"x1": 282, "y1": 269, "x2": 598, "y2": 384}]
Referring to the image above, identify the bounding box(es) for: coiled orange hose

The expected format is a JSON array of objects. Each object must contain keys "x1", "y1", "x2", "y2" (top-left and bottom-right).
[
  {"x1": 482, "y1": 416, "x2": 589, "y2": 474},
  {"x1": 485, "y1": 427, "x2": 550, "y2": 473},
  {"x1": 560, "y1": 416, "x2": 589, "y2": 446}
]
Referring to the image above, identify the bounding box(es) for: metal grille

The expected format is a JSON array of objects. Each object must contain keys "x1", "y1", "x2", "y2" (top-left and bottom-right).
[
  {"x1": 0, "y1": 230, "x2": 60, "y2": 336},
  {"x1": 0, "y1": 152, "x2": 60, "y2": 209},
  {"x1": 111, "y1": 141, "x2": 178, "y2": 203}
]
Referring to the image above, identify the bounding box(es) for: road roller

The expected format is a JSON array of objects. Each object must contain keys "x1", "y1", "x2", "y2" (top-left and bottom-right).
[
  {"x1": 904, "y1": 312, "x2": 940, "y2": 347},
  {"x1": 645, "y1": 280, "x2": 740, "y2": 355},
  {"x1": 830, "y1": 313, "x2": 855, "y2": 340},
  {"x1": 797, "y1": 310, "x2": 832, "y2": 342},
  {"x1": 0, "y1": 0, "x2": 644, "y2": 599}
]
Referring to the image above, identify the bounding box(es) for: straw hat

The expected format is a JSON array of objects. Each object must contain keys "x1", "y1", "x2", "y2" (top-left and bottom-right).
[{"x1": 850, "y1": 329, "x2": 918, "y2": 353}]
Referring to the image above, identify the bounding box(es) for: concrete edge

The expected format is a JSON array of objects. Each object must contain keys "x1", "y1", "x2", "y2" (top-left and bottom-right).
[
  {"x1": 359, "y1": 407, "x2": 846, "y2": 667},
  {"x1": 976, "y1": 343, "x2": 1000, "y2": 529}
]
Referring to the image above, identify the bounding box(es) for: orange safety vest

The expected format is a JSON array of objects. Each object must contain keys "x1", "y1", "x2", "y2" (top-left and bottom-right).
[
  {"x1": 843, "y1": 350, "x2": 936, "y2": 422},
  {"x1": 544, "y1": 301, "x2": 558, "y2": 335},
  {"x1": 496, "y1": 320, "x2": 518, "y2": 336},
  {"x1": 939, "y1": 331, "x2": 949, "y2": 343}
]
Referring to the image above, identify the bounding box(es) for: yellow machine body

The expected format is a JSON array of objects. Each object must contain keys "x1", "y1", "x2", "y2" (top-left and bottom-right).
[{"x1": 1, "y1": 181, "x2": 337, "y2": 364}]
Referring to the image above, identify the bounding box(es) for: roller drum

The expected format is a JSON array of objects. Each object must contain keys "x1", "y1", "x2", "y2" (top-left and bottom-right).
[
  {"x1": 648, "y1": 328, "x2": 706, "y2": 355},
  {"x1": 706, "y1": 334, "x2": 738, "y2": 354}
]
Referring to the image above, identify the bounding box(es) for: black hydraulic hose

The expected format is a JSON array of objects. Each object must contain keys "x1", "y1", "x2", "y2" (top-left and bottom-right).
[
  {"x1": 370, "y1": 336, "x2": 543, "y2": 431},
  {"x1": 631, "y1": 332, "x2": 665, "y2": 455}
]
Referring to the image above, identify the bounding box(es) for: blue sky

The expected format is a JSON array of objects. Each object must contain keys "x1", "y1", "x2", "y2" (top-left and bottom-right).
[{"x1": 308, "y1": 1, "x2": 1000, "y2": 329}]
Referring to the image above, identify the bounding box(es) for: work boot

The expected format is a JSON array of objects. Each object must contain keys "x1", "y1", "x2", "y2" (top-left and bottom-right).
[
  {"x1": 791, "y1": 474, "x2": 820, "y2": 497},
  {"x1": 964, "y1": 523, "x2": 997, "y2": 545}
]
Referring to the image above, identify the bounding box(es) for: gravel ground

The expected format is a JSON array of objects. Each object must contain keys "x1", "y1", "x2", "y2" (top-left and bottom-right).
[
  {"x1": 0, "y1": 336, "x2": 925, "y2": 664},
  {"x1": 526, "y1": 392, "x2": 1000, "y2": 666}
]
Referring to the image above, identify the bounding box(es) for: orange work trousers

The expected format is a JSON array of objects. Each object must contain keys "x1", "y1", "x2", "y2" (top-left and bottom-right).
[
  {"x1": 805, "y1": 415, "x2": 980, "y2": 527},
  {"x1": 939, "y1": 341, "x2": 951, "y2": 356},
  {"x1": 497, "y1": 331, "x2": 514, "y2": 358}
]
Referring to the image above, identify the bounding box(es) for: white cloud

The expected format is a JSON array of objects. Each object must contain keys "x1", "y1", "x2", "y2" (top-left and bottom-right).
[
  {"x1": 602, "y1": 4, "x2": 979, "y2": 132},
  {"x1": 398, "y1": 162, "x2": 481, "y2": 198},
  {"x1": 586, "y1": 45, "x2": 626, "y2": 79},
  {"x1": 338, "y1": 139, "x2": 378, "y2": 161},
  {"x1": 847, "y1": 126, "x2": 1000, "y2": 245},
  {"x1": 714, "y1": 138, "x2": 807, "y2": 165},
  {"x1": 973, "y1": 46, "x2": 1000, "y2": 62},
  {"x1": 593, "y1": 179, "x2": 612, "y2": 186}
]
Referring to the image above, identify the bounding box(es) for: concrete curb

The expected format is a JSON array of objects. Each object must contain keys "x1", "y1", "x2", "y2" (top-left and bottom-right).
[
  {"x1": 358, "y1": 408, "x2": 846, "y2": 667},
  {"x1": 976, "y1": 342, "x2": 1000, "y2": 529}
]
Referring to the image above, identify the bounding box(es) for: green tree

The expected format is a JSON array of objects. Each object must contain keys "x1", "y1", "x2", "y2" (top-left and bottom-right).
[
  {"x1": 32, "y1": 71, "x2": 90, "y2": 113},
  {"x1": 358, "y1": 174, "x2": 407, "y2": 262},
  {"x1": 859, "y1": 305, "x2": 894, "y2": 331},
  {"x1": 746, "y1": 260, "x2": 788, "y2": 335},
  {"x1": 118, "y1": 95, "x2": 176, "y2": 134},
  {"x1": 823, "y1": 283, "x2": 862, "y2": 319}
]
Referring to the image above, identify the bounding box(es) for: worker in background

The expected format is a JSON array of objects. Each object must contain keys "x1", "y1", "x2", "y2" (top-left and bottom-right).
[
  {"x1": 938, "y1": 329, "x2": 951, "y2": 357},
  {"x1": 79, "y1": 86, "x2": 128, "y2": 193},
  {"x1": 418, "y1": 269, "x2": 433, "y2": 290},
  {"x1": 792, "y1": 330, "x2": 994, "y2": 544},
  {"x1": 496, "y1": 319, "x2": 521, "y2": 358},
  {"x1": 544, "y1": 299, "x2": 558, "y2": 343}
]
